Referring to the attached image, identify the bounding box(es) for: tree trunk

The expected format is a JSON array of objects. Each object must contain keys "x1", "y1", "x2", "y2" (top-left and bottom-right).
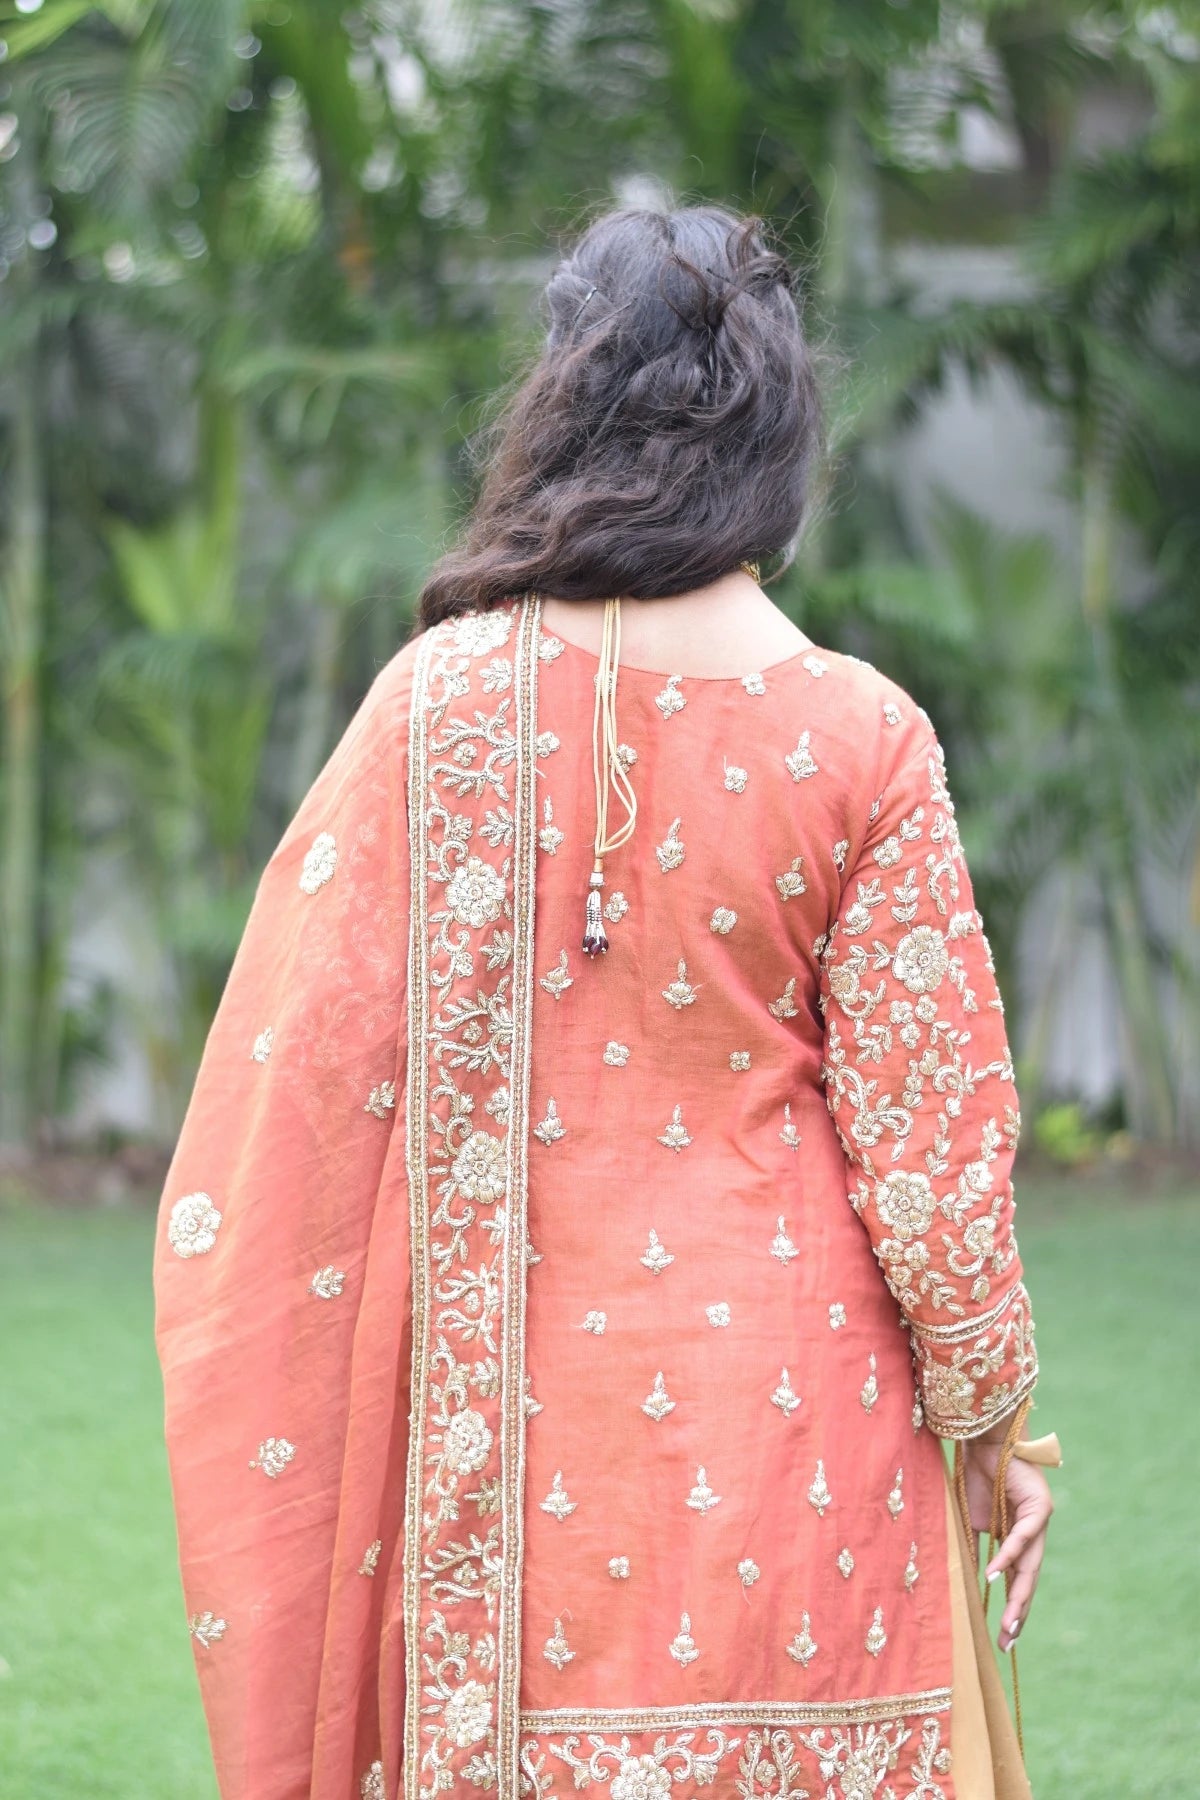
[
  {"x1": 0, "y1": 98, "x2": 47, "y2": 1153},
  {"x1": 1080, "y1": 444, "x2": 1177, "y2": 1145}
]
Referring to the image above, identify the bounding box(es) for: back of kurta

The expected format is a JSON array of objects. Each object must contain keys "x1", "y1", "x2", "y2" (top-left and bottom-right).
[{"x1": 517, "y1": 611, "x2": 1036, "y2": 1787}]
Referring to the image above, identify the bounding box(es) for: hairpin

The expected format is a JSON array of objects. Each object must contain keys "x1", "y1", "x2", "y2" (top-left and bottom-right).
[{"x1": 573, "y1": 284, "x2": 599, "y2": 325}]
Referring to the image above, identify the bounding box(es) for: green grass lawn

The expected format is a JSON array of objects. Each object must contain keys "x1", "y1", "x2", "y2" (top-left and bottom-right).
[{"x1": 1, "y1": 1181, "x2": 1197, "y2": 1797}]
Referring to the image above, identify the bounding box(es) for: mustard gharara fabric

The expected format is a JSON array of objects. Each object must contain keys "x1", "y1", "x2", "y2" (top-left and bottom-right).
[{"x1": 154, "y1": 596, "x2": 1038, "y2": 1799}]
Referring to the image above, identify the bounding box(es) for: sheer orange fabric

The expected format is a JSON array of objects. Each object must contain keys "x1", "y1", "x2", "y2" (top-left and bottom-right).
[{"x1": 154, "y1": 595, "x2": 1037, "y2": 1799}]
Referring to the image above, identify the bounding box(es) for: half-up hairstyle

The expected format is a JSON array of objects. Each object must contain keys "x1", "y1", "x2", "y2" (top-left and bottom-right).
[{"x1": 416, "y1": 202, "x2": 823, "y2": 629}]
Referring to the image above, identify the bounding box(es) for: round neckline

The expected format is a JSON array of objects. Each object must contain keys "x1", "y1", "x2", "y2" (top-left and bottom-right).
[{"x1": 543, "y1": 621, "x2": 826, "y2": 685}]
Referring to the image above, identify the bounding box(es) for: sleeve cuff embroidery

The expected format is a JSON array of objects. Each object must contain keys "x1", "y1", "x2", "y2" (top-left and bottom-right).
[{"x1": 913, "y1": 1279, "x2": 1038, "y2": 1439}]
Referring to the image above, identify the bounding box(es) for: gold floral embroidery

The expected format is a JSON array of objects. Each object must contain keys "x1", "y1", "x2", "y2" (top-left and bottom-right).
[
  {"x1": 802, "y1": 653, "x2": 828, "y2": 677},
  {"x1": 866, "y1": 1607, "x2": 888, "y2": 1656},
  {"x1": 723, "y1": 761, "x2": 748, "y2": 793},
  {"x1": 365, "y1": 1080, "x2": 396, "y2": 1119},
  {"x1": 582, "y1": 1310, "x2": 608, "y2": 1333},
  {"x1": 669, "y1": 1613, "x2": 700, "y2": 1665},
  {"x1": 533, "y1": 1099, "x2": 566, "y2": 1145},
  {"x1": 536, "y1": 730, "x2": 560, "y2": 758},
  {"x1": 539, "y1": 949, "x2": 573, "y2": 1000},
  {"x1": 189, "y1": 1611, "x2": 226, "y2": 1648},
  {"x1": 616, "y1": 742, "x2": 637, "y2": 770},
  {"x1": 887, "y1": 1469, "x2": 905, "y2": 1519},
  {"x1": 250, "y1": 1026, "x2": 274, "y2": 1062},
  {"x1": 770, "y1": 1217, "x2": 799, "y2": 1263},
  {"x1": 544, "y1": 1618, "x2": 575, "y2": 1670},
  {"x1": 445, "y1": 854, "x2": 506, "y2": 928},
  {"x1": 905, "y1": 1543, "x2": 920, "y2": 1590},
  {"x1": 742, "y1": 672, "x2": 766, "y2": 695},
  {"x1": 807, "y1": 1460, "x2": 832, "y2": 1516},
  {"x1": 780, "y1": 1104, "x2": 801, "y2": 1150},
  {"x1": 609, "y1": 1556, "x2": 630, "y2": 1578},
  {"x1": 658, "y1": 1104, "x2": 692, "y2": 1151},
  {"x1": 360, "y1": 1761, "x2": 386, "y2": 1800},
  {"x1": 705, "y1": 1301, "x2": 731, "y2": 1327},
  {"x1": 480, "y1": 656, "x2": 512, "y2": 692},
  {"x1": 784, "y1": 732, "x2": 818, "y2": 781},
  {"x1": 654, "y1": 818, "x2": 685, "y2": 872},
  {"x1": 654, "y1": 675, "x2": 686, "y2": 719},
  {"x1": 603, "y1": 1041, "x2": 630, "y2": 1066},
  {"x1": 892, "y1": 924, "x2": 949, "y2": 994},
  {"x1": 249, "y1": 1436, "x2": 295, "y2": 1479},
  {"x1": 310, "y1": 1265, "x2": 345, "y2": 1299},
  {"x1": 359, "y1": 1539, "x2": 383, "y2": 1576},
  {"x1": 604, "y1": 889, "x2": 630, "y2": 921},
  {"x1": 537, "y1": 632, "x2": 565, "y2": 661},
  {"x1": 167, "y1": 1191, "x2": 222, "y2": 1259},
  {"x1": 299, "y1": 830, "x2": 337, "y2": 894},
  {"x1": 771, "y1": 1368, "x2": 801, "y2": 1417},
  {"x1": 884, "y1": 1164, "x2": 967, "y2": 1254},
  {"x1": 837, "y1": 1547, "x2": 855, "y2": 1579},
  {"x1": 687, "y1": 1468, "x2": 721, "y2": 1513},
  {"x1": 768, "y1": 977, "x2": 799, "y2": 1020},
  {"x1": 776, "y1": 857, "x2": 807, "y2": 900},
  {"x1": 454, "y1": 610, "x2": 512, "y2": 655},
  {"x1": 829, "y1": 1302, "x2": 847, "y2": 1329},
  {"x1": 730, "y1": 1050, "x2": 751, "y2": 1072},
  {"x1": 883, "y1": 701, "x2": 903, "y2": 725},
  {"x1": 640, "y1": 1229, "x2": 675, "y2": 1275},
  {"x1": 449, "y1": 1130, "x2": 507, "y2": 1203},
  {"x1": 860, "y1": 1353, "x2": 879, "y2": 1413},
  {"x1": 738, "y1": 1559, "x2": 761, "y2": 1587},
  {"x1": 786, "y1": 1613, "x2": 817, "y2": 1665},
  {"x1": 832, "y1": 838, "x2": 850, "y2": 871},
  {"x1": 662, "y1": 960, "x2": 698, "y2": 1008},
  {"x1": 539, "y1": 1471, "x2": 577, "y2": 1520},
  {"x1": 642, "y1": 1371, "x2": 676, "y2": 1421},
  {"x1": 538, "y1": 797, "x2": 564, "y2": 854},
  {"x1": 710, "y1": 906, "x2": 737, "y2": 934}
]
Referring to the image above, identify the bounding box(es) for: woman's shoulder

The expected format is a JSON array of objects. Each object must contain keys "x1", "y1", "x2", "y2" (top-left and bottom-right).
[{"x1": 783, "y1": 641, "x2": 939, "y2": 782}]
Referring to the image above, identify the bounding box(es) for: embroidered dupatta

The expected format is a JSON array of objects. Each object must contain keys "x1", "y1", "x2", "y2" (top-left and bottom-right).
[{"x1": 154, "y1": 600, "x2": 544, "y2": 1797}]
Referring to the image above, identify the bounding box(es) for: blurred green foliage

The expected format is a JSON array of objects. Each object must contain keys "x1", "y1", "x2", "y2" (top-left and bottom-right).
[{"x1": 0, "y1": 0, "x2": 1197, "y2": 1149}]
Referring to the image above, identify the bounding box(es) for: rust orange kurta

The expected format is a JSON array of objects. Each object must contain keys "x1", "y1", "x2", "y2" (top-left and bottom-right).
[{"x1": 154, "y1": 594, "x2": 1038, "y2": 1800}]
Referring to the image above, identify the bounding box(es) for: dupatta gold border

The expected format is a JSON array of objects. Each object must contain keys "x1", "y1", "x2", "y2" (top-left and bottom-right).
[
  {"x1": 497, "y1": 597, "x2": 541, "y2": 1787},
  {"x1": 403, "y1": 599, "x2": 540, "y2": 1796}
]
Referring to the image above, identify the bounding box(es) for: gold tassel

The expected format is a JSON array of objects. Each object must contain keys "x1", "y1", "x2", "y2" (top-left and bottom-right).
[{"x1": 583, "y1": 596, "x2": 637, "y2": 955}]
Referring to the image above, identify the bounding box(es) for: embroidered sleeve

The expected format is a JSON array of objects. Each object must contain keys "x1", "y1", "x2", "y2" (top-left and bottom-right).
[{"x1": 818, "y1": 711, "x2": 1038, "y2": 1439}]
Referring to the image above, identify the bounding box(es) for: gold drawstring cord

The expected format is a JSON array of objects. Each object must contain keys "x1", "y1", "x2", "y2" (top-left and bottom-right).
[
  {"x1": 583, "y1": 596, "x2": 637, "y2": 955},
  {"x1": 952, "y1": 1394, "x2": 1036, "y2": 1761}
]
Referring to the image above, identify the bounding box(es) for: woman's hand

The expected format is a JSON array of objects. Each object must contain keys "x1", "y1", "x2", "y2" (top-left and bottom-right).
[{"x1": 961, "y1": 1434, "x2": 1055, "y2": 1654}]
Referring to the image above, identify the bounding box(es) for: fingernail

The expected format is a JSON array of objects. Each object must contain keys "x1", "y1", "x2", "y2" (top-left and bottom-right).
[{"x1": 986, "y1": 1570, "x2": 1000, "y2": 1584}]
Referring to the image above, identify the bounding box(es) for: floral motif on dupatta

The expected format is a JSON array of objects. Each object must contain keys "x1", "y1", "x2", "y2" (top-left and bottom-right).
[{"x1": 403, "y1": 597, "x2": 541, "y2": 1796}]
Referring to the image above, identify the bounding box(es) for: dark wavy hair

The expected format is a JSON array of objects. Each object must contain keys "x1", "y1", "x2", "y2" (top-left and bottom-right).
[{"x1": 416, "y1": 202, "x2": 824, "y2": 630}]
